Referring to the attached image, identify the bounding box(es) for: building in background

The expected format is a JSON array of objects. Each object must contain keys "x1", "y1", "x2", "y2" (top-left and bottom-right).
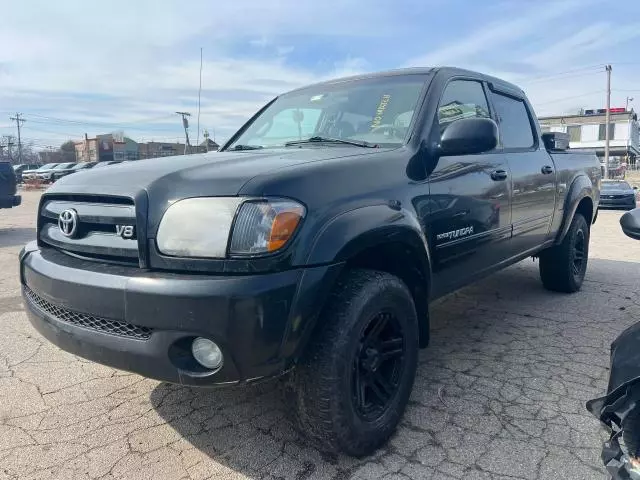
[
  {"x1": 75, "y1": 133, "x2": 139, "y2": 162},
  {"x1": 73, "y1": 134, "x2": 217, "y2": 162},
  {"x1": 138, "y1": 141, "x2": 187, "y2": 159},
  {"x1": 197, "y1": 138, "x2": 220, "y2": 152},
  {"x1": 538, "y1": 108, "x2": 640, "y2": 173},
  {"x1": 111, "y1": 135, "x2": 139, "y2": 161},
  {"x1": 75, "y1": 135, "x2": 99, "y2": 162}
]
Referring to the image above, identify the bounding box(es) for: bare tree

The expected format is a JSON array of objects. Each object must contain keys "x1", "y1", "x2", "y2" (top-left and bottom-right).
[{"x1": 60, "y1": 141, "x2": 76, "y2": 162}]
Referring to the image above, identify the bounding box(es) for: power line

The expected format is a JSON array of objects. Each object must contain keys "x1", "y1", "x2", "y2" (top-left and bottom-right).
[
  {"x1": 524, "y1": 69, "x2": 602, "y2": 85},
  {"x1": 521, "y1": 64, "x2": 607, "y2": 83},
  {"x1": 23, "y1": 112, "x2": 176, "y2": 128},
  {"x1": 532, "y1": 90, "x2": 605, "y2": 106},
  {"x1": 21, "y1": 125, "x2": 82, "y2": 138},
  {"x1": 23, "y1": 117, "x2": 178, "y2": 133}
]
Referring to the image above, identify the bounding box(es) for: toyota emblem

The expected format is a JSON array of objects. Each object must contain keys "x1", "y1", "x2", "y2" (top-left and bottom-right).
[{"x1": 58, "y1": 209, "x2": 79, "y2": 238}]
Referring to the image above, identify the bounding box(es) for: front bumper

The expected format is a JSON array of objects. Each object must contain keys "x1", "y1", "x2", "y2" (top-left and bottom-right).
[
  {"x1": 0, "y1": 194, "x2": 21, "y2": 209},
  {"x1": 20, "y1": 243, "x2": 341, "y2": 386},
  {"x1": 599, "y1": 196, "x2": 636, "y2": 209}
]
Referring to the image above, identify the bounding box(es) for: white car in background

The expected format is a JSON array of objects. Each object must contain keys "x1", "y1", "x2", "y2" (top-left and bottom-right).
[
  {"x1": 36, "y1": 162, "x2": 76, "y2": 182},
  {"x1": 21, "y1": 163, "x2": 60, "y2": 181}
]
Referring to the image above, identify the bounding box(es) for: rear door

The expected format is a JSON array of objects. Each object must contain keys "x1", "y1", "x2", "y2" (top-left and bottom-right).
[
  {"x1": 487, "y1": 87, "x2": 556, "y2": 254},
  {"x1": 426, "y1": 79, "x2": 512, "y2": 295}
]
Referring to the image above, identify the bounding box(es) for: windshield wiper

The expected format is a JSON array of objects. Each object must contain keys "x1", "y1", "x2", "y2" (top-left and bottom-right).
[
  {"x1": 284, "y1": 136, "x2": 377, "y2": 148},
  {"x1": 229, "y1": 144, "x2": 264, "y2": 151}
]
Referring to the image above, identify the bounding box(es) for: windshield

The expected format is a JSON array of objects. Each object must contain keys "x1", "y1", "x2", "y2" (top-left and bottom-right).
[
  {"x1": 226, "y1": 75, "x2": 429, "y2": 150},
  {"x1": 602, "y1": 181, "x2": 631, "y2": 190},
  {"x1": 53, "y1": 163, "x2": 76, "y2": 169},
  {"x1": 38, "y1": 163, "x2": 58, "y2": 170}
]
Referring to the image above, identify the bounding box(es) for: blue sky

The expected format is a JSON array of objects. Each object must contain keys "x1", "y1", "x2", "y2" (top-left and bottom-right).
[{"x1": 1, "y1": 0, "x2": 640, "y2": 150}]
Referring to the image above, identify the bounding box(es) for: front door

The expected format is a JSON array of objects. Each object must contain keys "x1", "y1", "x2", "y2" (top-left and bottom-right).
[
  {"x1": 425, "y1": 79, "x2": 512, "y2": 297},
  {"x1": 487, "y1": 87, "x2": 556, "y2": 254}
]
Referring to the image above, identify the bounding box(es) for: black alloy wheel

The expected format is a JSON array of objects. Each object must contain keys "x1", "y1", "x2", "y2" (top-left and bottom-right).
[
  {"x1": 572, "y1": 228, "x2": 586, "y2": 279},
  {"x1": 352, "y1": 311, "x2": 406, "y2": 422}
]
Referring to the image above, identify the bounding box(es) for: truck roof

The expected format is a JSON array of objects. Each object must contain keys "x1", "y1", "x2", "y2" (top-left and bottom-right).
[{"x1": 285, "y1": 66, "x2": 525, "y2": 98}]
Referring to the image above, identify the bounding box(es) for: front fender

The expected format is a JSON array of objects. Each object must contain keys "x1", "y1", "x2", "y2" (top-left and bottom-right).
[
  {"x1": 279, "y1": 204, "x2": 432, "y2": 363},
  {"x1": 556, "y1": 174, "x2": 595, "y2": 244},
  {"x1": 303, "y1": 204, "x2": 431, "y2": 270}
]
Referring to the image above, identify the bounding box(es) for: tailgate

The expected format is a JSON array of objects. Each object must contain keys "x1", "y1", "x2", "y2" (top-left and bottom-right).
[{"x1": 0, "y1": 164, "x2": 17, "y2": 196}]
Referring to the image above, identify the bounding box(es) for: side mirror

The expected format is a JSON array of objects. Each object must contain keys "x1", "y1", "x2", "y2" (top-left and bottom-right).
[
  {"x1": 620, "y1": 208, "x2": 640, "y2": 240},
  {"x1": 439, "y1": 117, "x2": 499, "y2": 157}
]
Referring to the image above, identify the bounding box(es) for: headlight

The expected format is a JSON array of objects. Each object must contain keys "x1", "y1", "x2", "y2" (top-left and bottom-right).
[
  {"x1": 229, "y1": 200, "x2": 305, "y2": 255},
  {"x1": 156, "y1": 197, "x2": 305, "y2": 258}
]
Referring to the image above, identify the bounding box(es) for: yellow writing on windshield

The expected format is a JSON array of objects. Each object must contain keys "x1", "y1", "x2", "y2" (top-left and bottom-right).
[{"x1": 371, "y1": 94, "x2": 391, "y2": 129}]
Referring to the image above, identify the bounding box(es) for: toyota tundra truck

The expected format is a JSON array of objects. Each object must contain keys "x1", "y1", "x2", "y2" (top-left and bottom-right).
[{"x1": 20, "y1": 67, "x2": 601, "y2": 456}]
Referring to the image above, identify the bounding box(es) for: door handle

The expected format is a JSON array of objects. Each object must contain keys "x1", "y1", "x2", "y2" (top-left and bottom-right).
[
  {"x1": 541, "y1": 165, "x2": 554, "y2": 175},
  {"x1": 490, "y1": 169, "x2": 508, "y2": 181}
]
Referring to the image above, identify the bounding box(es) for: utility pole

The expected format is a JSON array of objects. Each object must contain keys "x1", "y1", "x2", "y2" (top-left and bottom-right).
[
  {"x1": 196, "y1": 47, "x2": 203, "y2": 148},
  {"x1": 176, "y1": 112, "x2": 191, "y2": 155},
  {"x1": 9, "y1": 113, "x2": 25, "y2": 163},
  {"x1": 604, "y1": 65, "x2": 612, "y2": 180}
]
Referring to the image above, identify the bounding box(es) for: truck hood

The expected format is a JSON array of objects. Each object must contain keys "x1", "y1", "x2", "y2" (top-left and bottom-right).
[
  {"x1": 48, "y1": 148, "x2": 383, "y2": 198},
  {"x1": 46, "y1": 147, "x2": 388, "y2": 228}
]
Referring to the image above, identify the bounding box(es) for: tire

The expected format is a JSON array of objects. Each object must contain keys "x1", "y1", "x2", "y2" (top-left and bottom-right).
[
  {"x1": 539, "y1": 213, "x2": 589, "y2": 293},
  {"x1": 286, "y1": 269, "x2": 419, "y2": 457}
]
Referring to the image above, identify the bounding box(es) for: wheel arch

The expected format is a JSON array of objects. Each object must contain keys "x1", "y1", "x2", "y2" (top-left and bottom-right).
[
  {"x1": 555, "y1": 175, "x2": 595, "y2": 245},
  {"x1": 302, "y1": 205, "x2": 432, "y2": 349}
]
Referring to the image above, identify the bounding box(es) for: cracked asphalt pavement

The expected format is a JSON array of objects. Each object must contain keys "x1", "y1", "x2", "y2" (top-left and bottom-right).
[{"x1": 2, "y1": 191, "x2": 639, "y2": 480}]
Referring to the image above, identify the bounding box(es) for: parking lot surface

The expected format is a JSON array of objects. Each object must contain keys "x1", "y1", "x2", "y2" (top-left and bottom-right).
[{"x1": 2, "y1": 190, "x2": 639, "y2": 480}]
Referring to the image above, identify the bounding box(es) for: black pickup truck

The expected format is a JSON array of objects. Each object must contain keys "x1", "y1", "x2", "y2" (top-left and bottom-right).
[{"x1": 20, "y1": 67, "x2": 600, "y2": 456}]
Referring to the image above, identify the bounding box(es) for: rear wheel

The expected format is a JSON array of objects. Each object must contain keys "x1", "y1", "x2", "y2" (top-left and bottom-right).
[
  {"x1": 287, "y1": 269, "x2": 419, "y2": 456},
  {"x1": 539, "y1": 213, "x2": 589, "y2": 293}
]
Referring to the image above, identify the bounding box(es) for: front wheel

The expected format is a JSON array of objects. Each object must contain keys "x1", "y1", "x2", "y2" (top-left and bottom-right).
[
  {"x1": 287, "y1": 269, "x2": 419, "y2": 456},
  {"x1": 539, "y1": 213, "x2": 590, "y2": 293}
]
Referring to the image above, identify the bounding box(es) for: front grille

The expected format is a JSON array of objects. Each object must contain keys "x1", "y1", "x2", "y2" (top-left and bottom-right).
[
  {"x1": 38, "y1": 195, "x2": 140, "y2": 266},
  {"x1": 24, "y1": 286, "x2": 152, "y2": 340},
  {"x1": 603, "y1": 194, "x2": 632, "y2": 199}
]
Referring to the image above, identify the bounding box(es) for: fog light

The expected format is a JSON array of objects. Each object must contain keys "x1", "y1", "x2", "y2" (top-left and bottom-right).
[{"x1": 191, "y1": 337, "x2": 223, "y2": 370}]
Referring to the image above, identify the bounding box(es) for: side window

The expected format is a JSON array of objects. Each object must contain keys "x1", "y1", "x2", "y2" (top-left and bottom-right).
[
  {"x1": 490, "y1": 92, "x2": 535, "y2": 149},
  {"x1": 438, "y1": 80, "x2": 490, "y2": 132}
]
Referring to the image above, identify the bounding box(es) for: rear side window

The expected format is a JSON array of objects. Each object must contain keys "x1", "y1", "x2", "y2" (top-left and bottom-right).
[
  {"x1": 490, "y1": 92, "x2": 535, "y2": 149},
  {"x1": 438, "y1": 80, "x2": 490, "y2": 132}
]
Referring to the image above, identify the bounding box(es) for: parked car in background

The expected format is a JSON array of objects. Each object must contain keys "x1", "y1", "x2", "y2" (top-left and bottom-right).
[
  {"x1": 36, "y1": 162, "x2": 76, "y2": 183},
  {"x1": 0, "y1": 162, "x2": 21, "y2": 209},
  {"x1": 92, "y1": 160, "x2": 123, "y2": 168},
  {"x1": 13, "y1": 164, "x2": 41, "y2": 183},
  {"x1": 22, "y1": 163, "x2": 60, "y2": 181},
  {"x1": 599, "y1": 180, "x2": 637, "y2": 210},
  {"x1": 50, "y1": 162, "x2": 97, "y2": 182}
]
